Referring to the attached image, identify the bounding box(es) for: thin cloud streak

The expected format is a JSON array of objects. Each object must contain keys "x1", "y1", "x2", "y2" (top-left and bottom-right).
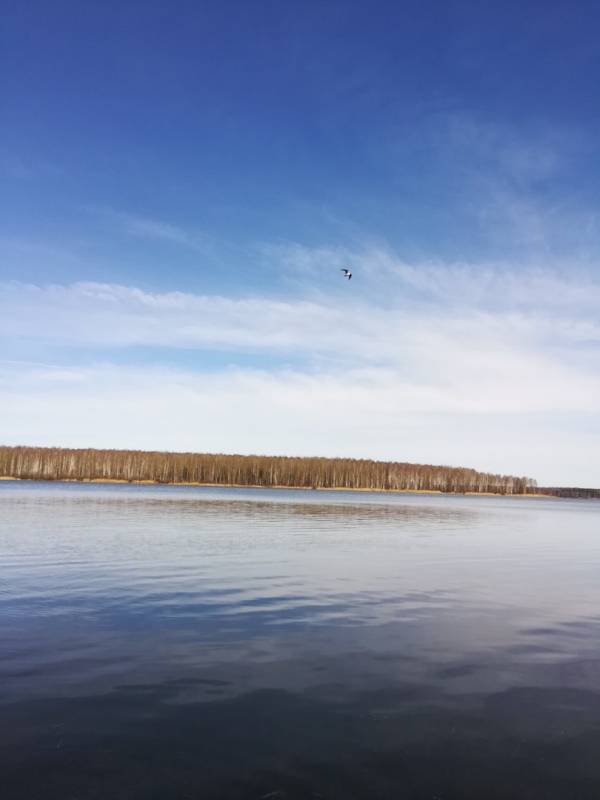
[{"x1": 89, "y1": 208, "x2": 210, "y2": 252}]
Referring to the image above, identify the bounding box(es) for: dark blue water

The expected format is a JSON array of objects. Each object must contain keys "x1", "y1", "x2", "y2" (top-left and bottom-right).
[{"x1": 2, "y1": 481, "x2": 600, "y2": 798}]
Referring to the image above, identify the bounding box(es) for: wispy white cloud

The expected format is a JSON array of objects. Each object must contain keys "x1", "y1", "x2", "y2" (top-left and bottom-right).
[
  {"x1": 383, "y1": 111, "x2": 600, "y2": 260},
  {"x1": 2, "y1": 270, "x2": 600, "y2": 362},
  {"x1": 440, "y1": 115, "x2": 571, "y2": 184},
  {"x1": 269, "y1": 242, "x2": 600, "y2": 318},
  {"x1": 2, "y1": 243, "x2": 599, "y2": 485},
  {"x1": 122, "y1": 216, "x2": 198, "y2": 246},
  {"x1": 90, "y1": 208, "x2": 211, "y2": 252},
  {"x1": 1, "y1": 360, "x2": 598, "y2": 486}
]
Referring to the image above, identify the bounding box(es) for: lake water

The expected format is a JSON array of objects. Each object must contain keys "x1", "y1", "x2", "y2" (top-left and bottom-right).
[{"x1": 2, "y1": 481, "x2": 600, "y2": 799}]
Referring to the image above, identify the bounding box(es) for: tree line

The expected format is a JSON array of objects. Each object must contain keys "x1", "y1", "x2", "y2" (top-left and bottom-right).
[
  {"x1": 537, "y1": 486, "x2": 600, "y2": 499},
  {"x1": 0, "y1": 445, "x2": 538, "y2": 495}
]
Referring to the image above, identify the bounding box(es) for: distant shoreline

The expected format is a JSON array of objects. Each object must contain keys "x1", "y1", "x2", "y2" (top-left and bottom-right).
[
  {"x1": 3, "y1": 447, "x2": 596, "y2": 498},
  {"x1": 0, "y1": 445, "x2": 541, "y2": 496},
  {"x1": 0, "y1": 475, "x2": 553, "y2": 498}
]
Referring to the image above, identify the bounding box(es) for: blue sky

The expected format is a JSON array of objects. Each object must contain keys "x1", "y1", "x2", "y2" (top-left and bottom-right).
[{"x1": 2, "y1": 0, "x2": 600, "y2": 485}]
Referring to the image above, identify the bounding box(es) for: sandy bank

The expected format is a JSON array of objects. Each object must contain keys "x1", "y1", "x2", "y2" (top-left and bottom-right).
[{"x1": 0, "y1": 475, "x2": 552, "y2": 497}]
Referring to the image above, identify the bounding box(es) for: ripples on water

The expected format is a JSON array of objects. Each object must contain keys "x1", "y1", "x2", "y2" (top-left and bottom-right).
[{"x1": 2, "y1": 481, "x2": 600, "y2": 798}]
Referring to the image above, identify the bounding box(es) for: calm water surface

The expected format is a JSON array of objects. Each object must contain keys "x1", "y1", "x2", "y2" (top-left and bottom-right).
[{"x1": 2, "y1": 481, "x2": 600, "y2": 798}]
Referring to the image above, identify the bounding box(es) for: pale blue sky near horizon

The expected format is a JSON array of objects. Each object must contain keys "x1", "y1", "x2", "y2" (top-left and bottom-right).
[{"x1": 2, "y1": 0, "x2": 600, "y2": 486}]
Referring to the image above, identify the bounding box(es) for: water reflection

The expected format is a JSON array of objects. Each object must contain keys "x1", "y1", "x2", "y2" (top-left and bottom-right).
[
  {"x1": 1, "y1": 481, "x2": 600, "y2": 798},
  {"x1": 4, "y1": 679, "x2": 600, "y2": 799}
]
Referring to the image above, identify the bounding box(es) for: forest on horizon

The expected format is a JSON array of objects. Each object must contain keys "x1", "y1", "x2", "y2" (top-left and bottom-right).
[{"x1": 0, "y1": 445, "x2": 542, "y2": 495}]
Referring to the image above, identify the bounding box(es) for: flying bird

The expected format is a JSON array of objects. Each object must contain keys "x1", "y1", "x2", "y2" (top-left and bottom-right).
[{"x1": 340, "y1": 268, "x2": 352, "y2": 280}]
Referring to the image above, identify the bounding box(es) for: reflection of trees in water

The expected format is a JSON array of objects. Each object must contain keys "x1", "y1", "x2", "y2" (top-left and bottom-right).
[{"x1": 9, "y1": 490, "x2": 478, "y2": 526}]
